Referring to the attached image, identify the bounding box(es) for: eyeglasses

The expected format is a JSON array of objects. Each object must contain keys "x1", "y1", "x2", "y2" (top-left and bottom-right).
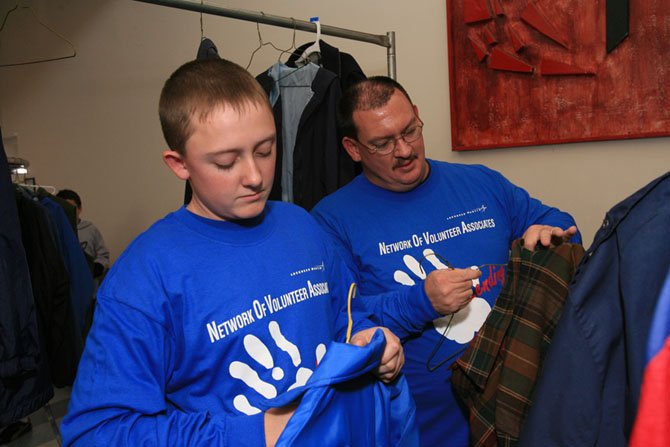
[{"x1": 353, "y1": 118, "x2": 424, "y2": 155}]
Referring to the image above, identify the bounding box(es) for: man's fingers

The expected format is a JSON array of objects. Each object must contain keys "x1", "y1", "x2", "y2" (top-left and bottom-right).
[
  {"x1": 550, "y1": 225, "x2": 578, "y2": 245},
  {"x1": 525, "y1": 225, "x2": 578, "y2": 250},
  {"x1": 523, "y1": 237, "x2": 538, "y2": 250},
  {"x1": 425, "y1": 268, "x2": 481, "y2": 314},
  {"x1": 433, "y1": 267, "x2": 481, "y2": 282},
  {"x1": 454, "y1": 267, "x2": 482, "y2": 281},
  {"x1": 562, "y1": 225, "x2": 578, "y2": 239}
]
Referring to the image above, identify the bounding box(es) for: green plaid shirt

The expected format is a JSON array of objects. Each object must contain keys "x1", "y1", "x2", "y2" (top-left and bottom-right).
[{"x1": 451, "y1": 240, "x2": 584, "y2": 447}]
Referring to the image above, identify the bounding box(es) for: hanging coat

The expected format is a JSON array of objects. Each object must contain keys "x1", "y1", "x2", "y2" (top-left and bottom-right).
[
  {"x1": 257, "y1": 64, "x2": 358, "y2": 210},
  {"x1": 0, "y1": 133, "x2": 53, "y2": 426},
  {"x1": 16, "y1": 192, "x2": 81, "y2": 387},
  {"x1": 39, "y1": 196, "x2": 94, "y2": 339},
  {"x1": 519, "y1": 171, "x2": 670, "y2": 447},
  {"x1": 285, "y1": 39, "x2": 367, "y2": 92}
]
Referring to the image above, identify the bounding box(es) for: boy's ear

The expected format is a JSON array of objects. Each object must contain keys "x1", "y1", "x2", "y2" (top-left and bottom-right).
[
  {"x1": 342, "y1": 137, "x2": 362, "y2": 162},
  {"x1": 162, "y1": 150, "x2": 190, "y2": 180}
]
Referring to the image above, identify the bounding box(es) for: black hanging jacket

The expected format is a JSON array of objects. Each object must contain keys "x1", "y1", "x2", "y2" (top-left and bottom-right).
[
  {"x1": 257, "y1": 64, "x2": 358, "y2": 210},
  {"x1": 0, "y1": 134, "x2": 53, "y2": 426}
]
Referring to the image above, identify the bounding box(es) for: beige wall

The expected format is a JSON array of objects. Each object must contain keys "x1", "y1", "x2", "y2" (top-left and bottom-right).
[{"x1": 1, "y1": 0, "x2": 668, "y2": 262}]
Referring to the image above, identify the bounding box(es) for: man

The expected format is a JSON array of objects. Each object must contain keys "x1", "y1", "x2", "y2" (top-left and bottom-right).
[{"x1": 311, "y1": 76, "x2": 579, "y2": 446}]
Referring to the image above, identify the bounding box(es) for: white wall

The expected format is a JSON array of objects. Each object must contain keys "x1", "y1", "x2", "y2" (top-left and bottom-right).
[{"x1": 1, "y1": 0, "x2": 668, "y2": 261}]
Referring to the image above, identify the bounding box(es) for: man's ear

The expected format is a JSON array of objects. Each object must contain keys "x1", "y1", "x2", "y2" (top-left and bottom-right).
[
  {"x1": 342, "y1": 137, "x2": 362, "y2": 162},
  {"x1": 162, "y1": 150, "x2": 190, "y2": 181}
]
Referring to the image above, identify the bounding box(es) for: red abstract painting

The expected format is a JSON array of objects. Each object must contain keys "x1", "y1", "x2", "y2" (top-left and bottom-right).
[{"x1": 447, "y1": 0, "x2": 670, "y2": 150}]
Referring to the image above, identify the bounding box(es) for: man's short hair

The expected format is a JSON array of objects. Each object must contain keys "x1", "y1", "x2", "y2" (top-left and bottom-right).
[
  {"x1": 338, "y1": 76, "x2": 413, "y2": 139},
  {"x1": 56, "y1": 189, "x2": 81, "y2": 208},
  {"x1": 159, "y1": 58, "x2": 271, "y2": 155}
]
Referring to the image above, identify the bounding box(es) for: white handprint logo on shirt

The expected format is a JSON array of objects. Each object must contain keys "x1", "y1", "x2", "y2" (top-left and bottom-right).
[
  {"x1": 393, "y1": 248, "x2": 491, "y2": 344},
  {"x1": 229, "y1": 320, "x2": 326, "y2": 415}
]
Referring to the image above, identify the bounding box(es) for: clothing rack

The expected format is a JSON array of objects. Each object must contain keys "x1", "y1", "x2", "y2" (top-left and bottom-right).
[
  {"x1": 132, "y1": 0, "x2": 397, "y2": 79},
  {"x1": 8, "y1": 157, "x2": 30, "y2": 183},
  {"x1": 7, "y1": 157, "x2": 29, "y2": 171},
  {"x1": 7, "y1": 157, "x2": 57, "y2": 193}
]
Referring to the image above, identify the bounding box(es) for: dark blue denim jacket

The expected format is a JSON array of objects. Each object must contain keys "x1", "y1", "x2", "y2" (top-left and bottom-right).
[{"x1": 520, "y1": 171, "x2": 670, "y2": 447}]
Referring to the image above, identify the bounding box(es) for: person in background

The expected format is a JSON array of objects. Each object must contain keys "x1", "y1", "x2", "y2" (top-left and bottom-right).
[
  {"x1": 60, "y1": 59, "x2": 406, "y2": 446},
  {"x1": 56, "y1": 189, "x2": 110, "y2": 281},
  {"x1": 311, "y1": 76, "x2": 580, "y2": 447}
]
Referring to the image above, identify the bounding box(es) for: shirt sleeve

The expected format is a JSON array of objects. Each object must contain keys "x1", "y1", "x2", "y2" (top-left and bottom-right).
[
  {"x1": 356, "y1": 284, "x2": 442, "y2": 342},
  {"x1": 60, "y1": 296, "x2": 265, "y2": 447},
  {"x1": 497, "y1": 170, "x2": 582, "y2": 244},
  {"x1": 318, "y1": 222, "x2": 440, "y2": 342},
  {"x1": 323, "y1": 237, "x2": 377, "y2": 342}
]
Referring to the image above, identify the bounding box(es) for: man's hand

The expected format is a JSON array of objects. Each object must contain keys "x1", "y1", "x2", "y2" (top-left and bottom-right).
[
  {"x1": 522, "y1": 225, "x2": 578, "y2": 250},
  {"x1": 350, "y1": 327, "x2": 404, "y2": 383},
  {"x1": 424, "y1": 268, "x2": 482, "y2": 315}
]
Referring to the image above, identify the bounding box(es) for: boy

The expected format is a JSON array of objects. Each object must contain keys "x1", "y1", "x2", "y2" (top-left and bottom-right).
[
  {"x1": 56, "y1": 188, "x2": 110, "y2": 281},
  {"x1": 60, "y1": 59, "x2": 404, "y2": 446}
]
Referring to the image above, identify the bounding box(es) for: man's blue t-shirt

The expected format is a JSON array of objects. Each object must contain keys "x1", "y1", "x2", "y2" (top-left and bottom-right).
[{"x1": 312, "y1": 160, "x2": 579, "y2": 446}]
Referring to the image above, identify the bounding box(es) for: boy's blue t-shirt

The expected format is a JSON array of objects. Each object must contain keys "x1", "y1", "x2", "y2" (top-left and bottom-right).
[
  {"x1": 61, "y1": 201, "x2": 373, "y2": 446},
  {"x1": 311, "y1": 160, "x2": 580, "y2": 447}
]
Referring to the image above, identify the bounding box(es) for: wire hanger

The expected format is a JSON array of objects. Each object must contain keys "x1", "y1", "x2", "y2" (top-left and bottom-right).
[
  {"x1": 271, "y1": 18, "x2": 315, "y2": 84},
  {"x1": 295, "y1": 17, "x2": 321, "y2": 67},
  {"x1": 409, "y1": 250, "x2": 507, "y2": 372},
  {"x1": 199, "y1": 0, "x2": 204, "y2": 40},
  {"x1": 245, "y1": 13, "x2": 297, "y2": 70},
  {"x1": 277, "y1": 18, "x2": 298, "y2": 63},
  {"x1": 0, "y1": 2, "x2": 77, "y2": 68}
]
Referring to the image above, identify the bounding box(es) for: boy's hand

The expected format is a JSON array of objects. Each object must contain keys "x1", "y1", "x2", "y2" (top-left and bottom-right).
[
  {"x1": 264, "y1": 404, "x2": 297, "y2": 447},
  {"x1": 350, "y1": 327, "x2": 404, "y2": 383}
]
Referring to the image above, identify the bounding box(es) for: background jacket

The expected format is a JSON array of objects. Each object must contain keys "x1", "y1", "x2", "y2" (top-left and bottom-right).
[
  {"x1": 257, "y1": 64, "x2": 357, "y2": 210},
  {"x1": 285, "y1": 39, "x2": 367, "y2": 92},
  {"x1": 520, "y1": 171, "x2": 670, "y2": 447},
  {"x1": 0, "y1": 135, "x2": 53, "y2": 426}
]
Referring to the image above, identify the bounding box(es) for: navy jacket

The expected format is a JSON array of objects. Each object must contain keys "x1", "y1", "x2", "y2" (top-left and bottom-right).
[
  {"x1": 520, "y1": 171, "x2": 670, "y2": 446},
  {"x1": 1, "y1": 134, "x2": 53, "y2": 425}
]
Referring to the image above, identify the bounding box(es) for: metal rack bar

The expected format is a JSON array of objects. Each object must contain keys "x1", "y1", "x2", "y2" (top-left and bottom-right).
[{"x1": 132, "y1": 0, "x2": 397, "y2": 78}]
